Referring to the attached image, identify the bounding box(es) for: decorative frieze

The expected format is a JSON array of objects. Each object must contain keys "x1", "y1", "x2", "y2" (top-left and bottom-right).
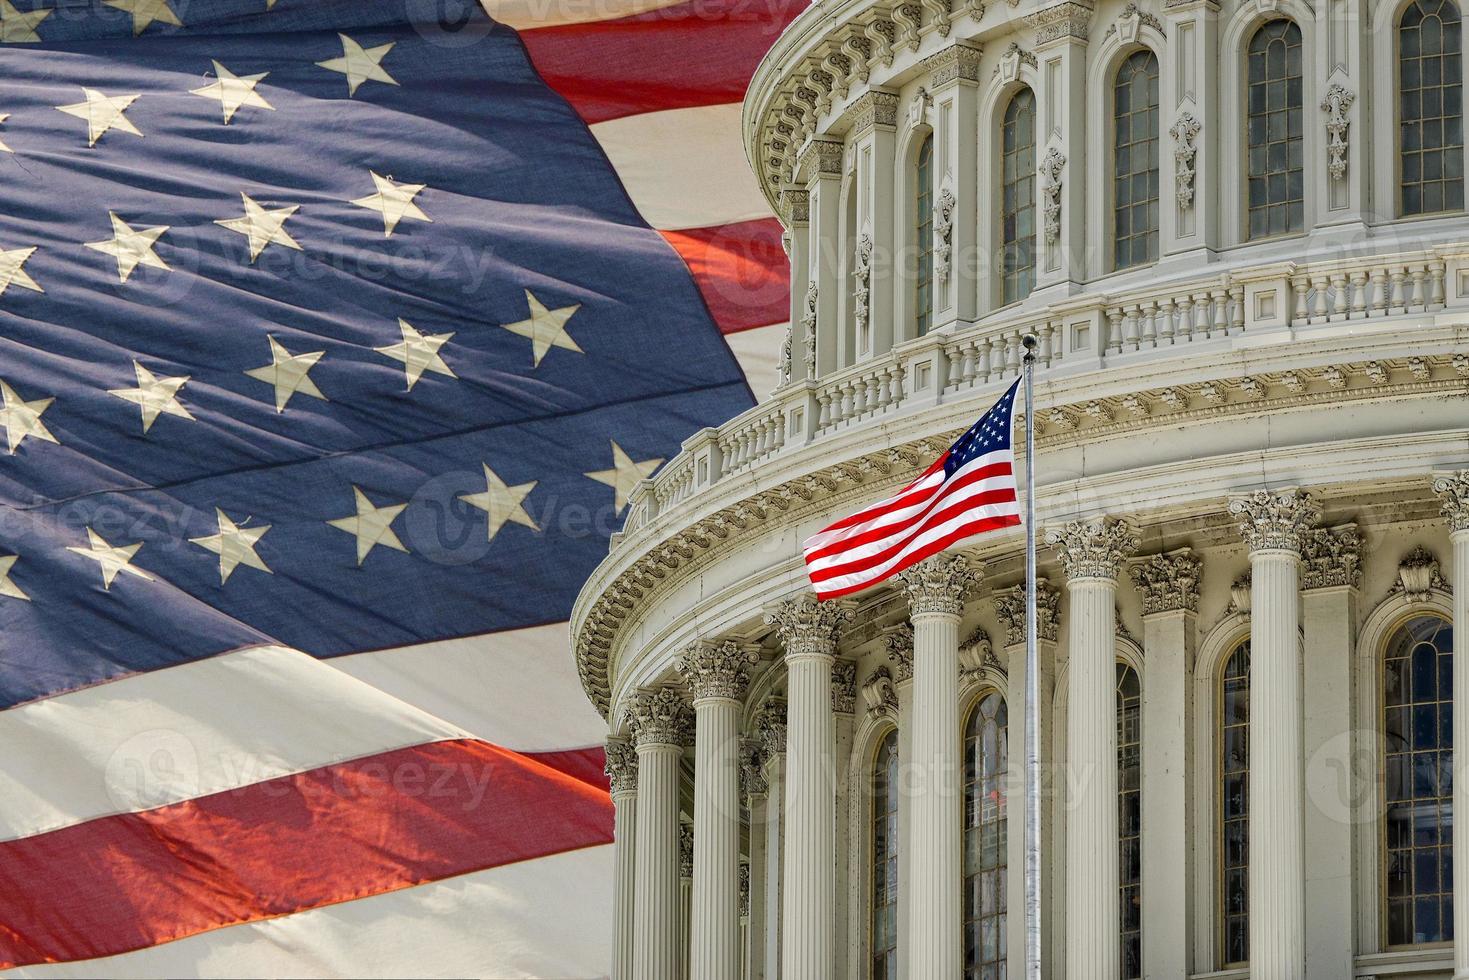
[
  {"x1": 1170, "y1": 111, "x2": 1201, "y2": 210},
  {"x1": 923, "y1": 42, "x2": 984, "y2": 86},
  {"x1": 884, "y1": 622, "x2": 915, "y2": 680},
  {"x1": 1041, "y1": 147, "x2": 1066, "y2": 244},
  {"x1": 676, "y1": 639, "x2": 759, "y2": 702},
  {"x1": 1301, "y1": 524, "x2": 1363, "y2": 591},
  {"x1": 861, "y1": 666, "x2": 899, "y2": 718},
  {"x1": 756, "y1": 697, "x2": 788, "y2": 756},
  {"x1": 1432, "y1": 470, "x2": 1469, "y2": 532},
  {"x1": 1320, "y1": 82, "x2": 1355, "y2": 181},
  {"x1": 831, "y1": 658, "x2": 858, "y2": 712},
  {"x1": 898, "y1": 552, "x2": 981, "y2": 617},
  {"x1": 1045, "y1": 517, "x2": 1141, "y2": 581},
  {"x1": 766, "y1": 594, "x2": 854, "y2": 658},
  {"x1": 604, "y1": 736, "x2": 639, "y2": 795},
  {"x1": 993, "y1": 578, "x2": 1060, "y2": 645},
  {"x1": 1228, "y1": 488, "x2": 1320, "y2": 554},
  {"x1": 1025, "y1": 1, "x2": 1093, "y2": 45},
  {"x1": 631, "y1": 686, "x2": 693, "y2": 746},
  {"x1": 959, "y1": 625, "x2": 1002, "y2": 676},
  {"x1": 1394, "y1": 546, "x2": 1447, "y2": 602},
  {"x1": 1128, "y1": 548, "x2": 1202, "y2": 614}
]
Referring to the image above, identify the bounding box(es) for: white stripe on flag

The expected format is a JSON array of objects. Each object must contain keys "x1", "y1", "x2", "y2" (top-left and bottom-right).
[{"x1": 723, "y1": 321, "x2": 787, "y2": 399}]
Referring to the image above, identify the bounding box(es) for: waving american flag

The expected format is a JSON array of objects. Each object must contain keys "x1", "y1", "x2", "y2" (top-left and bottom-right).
[{"x1": 0, "y1": 0, "x2": 791, "y2": 974}]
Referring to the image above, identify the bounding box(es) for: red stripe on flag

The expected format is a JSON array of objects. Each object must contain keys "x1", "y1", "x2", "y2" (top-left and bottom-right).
[
  {"x1": 518, "y1": 0, "x2": 805, "y2": 125},
  {"x1": 661, "y1": 219, "x2": 789, "y2": 334},
  {"x1": 526, "y1": 745, "x2": 611, "y2": 792},
  {"x1": 0, "y1": 739, "x2": 613, "y2": 969},
  {"x1": 812, "y1": 513, "x2": 1023, "y2": 600}
]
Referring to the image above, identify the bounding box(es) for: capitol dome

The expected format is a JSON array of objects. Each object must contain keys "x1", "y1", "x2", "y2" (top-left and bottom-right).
[{"x1": 574, "y1": 0, "x2": 1469, "y2": 975}]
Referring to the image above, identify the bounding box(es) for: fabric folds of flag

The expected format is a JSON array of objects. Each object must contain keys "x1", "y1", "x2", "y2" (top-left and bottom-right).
[{"x1": 804, "y1": 380, "x2": 1023, "y2": 600}]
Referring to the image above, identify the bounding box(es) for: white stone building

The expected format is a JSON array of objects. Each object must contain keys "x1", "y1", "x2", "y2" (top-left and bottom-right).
[{"x1": 571, "y1": 0, "x2": 1469, "y2": 975}]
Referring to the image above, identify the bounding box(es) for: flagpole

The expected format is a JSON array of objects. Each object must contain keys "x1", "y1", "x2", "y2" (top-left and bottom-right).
[{"x1": 1021, "y1": 333, "x2": 1042, "y2": 980}]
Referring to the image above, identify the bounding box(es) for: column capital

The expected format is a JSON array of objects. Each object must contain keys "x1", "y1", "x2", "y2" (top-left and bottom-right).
[
  {"x1": 1025, "y1": 1, "x2": 1094, "y2": 47},
  {"x1": 1302, "y1": 524, "x2": 1364, "y2": 591},
  {"x1": 1228, "y1": 487, "x2": 1321, "y2": 554},
  {"x1": 883, "y1": 622, "x2": 915, "y2": 681},
  {"x1": 921, "y1": 41, "x2": 984, "y2": 88},
  {"x1": 1046, "y1": 516, "x2": 1141, "y2": 581},
  {"x1": 631, "y1": 686, "x2": 693, "y2": 748},
  {"x1": 605, "y1": 736, "x2": 639, "y2": 797},
  {"x1": 1432, "y1": 470, "x2": 1469, "y2": 533},
  {"x1": 679, "y1": 823, "x2": 694, "y2": 880},
  {"x1": 796, "y1": 138, "x2": 844, "y2": 184},
  {"x1": 778, "y1": 188, "x2": 809, "y2": 225},
  {"x1": 755, "y1": 697, "x2": 788, "y2": 756},
  {"x1": 740, "y1": 737, "x2": 769, "y2": 798},
  {"x1": 765, "y1": 594, "x2": 854, "y2": 660},
  {"x1": 897, "y1": 552, "x2": 982, "y2": 617},
  {"x1": 993, "y1": 578, "x2": 1061, "y2": 646},
  {"x1": 838, "y1": 89, "x2": 900, "y2": 136},
  {"x1": 676, "y1": 639, "x2": 759, "y2": 703},
  {"x1": 1129, "y1": 548, "x2": 1201, "y2": 615}
]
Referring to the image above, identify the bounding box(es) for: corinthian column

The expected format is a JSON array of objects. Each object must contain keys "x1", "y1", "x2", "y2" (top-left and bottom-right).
[
  {"x1": 631, "y1": 687, "x2": 692, "y2": 980},
  {"x1": 606, "y1": 737, "x2": 639, "y2": 980},
  {"x1": 1431, "y1": 471, "x2": 1469, "y2": 979},
  {"x1": 765, "y1": 595, "x2": 853, "y2": 980},
  {"x1": 1227, "y1": 488, "x2": 1320, "y2": 980},
  {"x1": 677, "y1": 640, "x2": 759, "y2": 980},
  {"x1": 1046, "y1": 518, "x2": 1140, "y2": 980},
  {"x1": 896, "y1": 553, "x2": 980, "y2": 977}
]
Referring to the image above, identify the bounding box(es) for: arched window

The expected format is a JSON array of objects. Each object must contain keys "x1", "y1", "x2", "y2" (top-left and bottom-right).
[
  {"x1": 1246, "y1": 20, "x2": 1304, "y2": 239},
  {"x1": 1400, "y1": 0, "x2": 1465, "y2": 215},
  {"x1": 1117, "y1": 663, "x2": 1142, "y2": 979},
  {"x1": 964, "y1": 690, "x2": 1008, "y2": 979},
  {"x1": 1113, "y1": 51, "x2": 1160, "y2": 269},
  {"x1": 1219, "y1": 640, "x2": 1251, "y2": 966},
  {"x1": 915, "y1": 134, "x2": 935, "y2": 336},
  {"x1": 1001, "y1": 89, "x2": 1037, "y2": 305},
  {"x1": 1383, "y1": 614, "x2": 1454, "y2": 947},
  {"x1": 871, "y1": 729, "x2": 900, "y2": 978}
]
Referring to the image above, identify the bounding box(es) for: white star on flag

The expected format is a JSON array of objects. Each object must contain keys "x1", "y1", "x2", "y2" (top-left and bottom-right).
[
  {"x1": 67, "y1": 528, "x2": 153, "y2": 591},
  {"x1": 585, "y1": 440, "x2": 664, "y2": 513},
  {"x1": 0, "y1": 245, "x2": 42, "y2": 296},
  {"x1": 190, "y1": 508, "x2": 272, "y2": 584},
  {"x1": 458, "y1": 463, "x2": 538, "y2": 542},
  {"x1": 326, "y1": 487, "x2": 410, "y2": 565},
  {"x1": 85, "y1": 212, "x2": 169, "y2": 284},
  {"x1": 244, "y1": 336, "x2": 327, "y2": 412},
  {"x1": 499, "y1": 290, "x2": 583, "y2": 368},
  {"x1": 215, "y1": 193, "x2": 302, "y2": 262},
  {"x1": 0, "y1": 379, "x2": 57, "y2": 453},
  {"x1": 375, "y1": 319, "x2": 455, "y2": 390},
  {"x1": 190, "y1": 60, "x2": 274, "y2": 124},
  {"x1": 351, "y1": 171, "x2": 431, "y2": 237},
  {"x1": 56, "y1": 88, "x2": 143, "y2": 147},
  {"x1": 0, "y1": 0, "x2": 49, "y2": 43},
  {"x1": 103, "y1": 0, "x2": 181, "y2": 35},
  {"x1": 108, "y1": 360, "x2": 193, "y2": 433},
  {"x1": 317, "y1": 34, "x2": 398, "y2": 96},
  {"x1": 0, "y1": 554, "x2": 27, "y2": 602}
]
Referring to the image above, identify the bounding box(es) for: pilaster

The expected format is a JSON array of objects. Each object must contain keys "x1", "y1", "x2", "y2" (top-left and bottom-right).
[
  {"x1": 885, "y1": 623, "x2": 916, "y2": 980},
  {"x1": 1431, "y1": 471, "x2": 1469, "y2": 979},
  {"x1": 924, "y1": 44, "x2": 982, "y2": 328},
  {"x1": 606, "y1": 737, "x2": 640, "y2": 980},
  {"x1": 845, "y1": 91, "x2": 899, "y2": 358},
  {"x1": 781, "y1": 189, "x2": 811, "y2": 385},
  {"x1": 1159, "y1": 0, "x2": 1220, "y2": 260},
  {"x1": 1026, "y1": 2, "x2": 1092, "y2": 292},
  {"x1": 800, "y1": 140, "x2": 844, "y2": 377}
]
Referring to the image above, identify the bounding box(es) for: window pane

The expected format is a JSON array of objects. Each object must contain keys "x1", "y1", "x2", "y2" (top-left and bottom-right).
[
  {"x1": 1118, "y1": 664, "x2": 1143, "y2": 978},
  {"x1": 1384, "y1": 615, "x2": 1455, "y2": 947},
  {"x1": 1001, "y1": 89, "x2": 1037, "y2": 304},
  {"x1": 1401, "y1": 0, "x2": 1465, "y2": 215},
  {"x1": 871, "y1": 730, "x2": 900, "y2": 975},
  {"x1": 915, "y1": 135, "x2": 934, "y2": 336},
  {"x1": 1112, "y1": 51, "x2": 1160, "y2": 270},
  {"x1": 1220, "y1": 641, "x2": 1251, "y2": 965},
  {"x1": 965, "y1": 692, "x2": 1008, "y2": 979},
  {"x1": 1246, "y1": 21, "x2": 1305, "y2": 238}
]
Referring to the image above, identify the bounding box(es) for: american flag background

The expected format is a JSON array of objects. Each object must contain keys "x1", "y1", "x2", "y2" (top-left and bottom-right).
[{"x1": 0, "y1": 0, "x2": 792, "y2": 974}]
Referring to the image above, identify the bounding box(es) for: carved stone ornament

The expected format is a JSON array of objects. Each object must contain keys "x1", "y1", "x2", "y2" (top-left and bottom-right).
[
  {"x1": 779, "y1": 187, "x2": 809, "y2": 224},
  {"x1": 995, "y1": 42, "x2": 1036, "y2": 83},
  {"x1": 993, "y1": 578, "x2": 1060, "y2": 645},
  {"x1": 1227, "y1": 572, "x2": 1252, "y2": 615},
  {"x1": 1046, "y1": 517, "x2": 1141, "y2": 581},
  {"x1": 898, "y1": 552, "x2": 980, "y2": 617},
  {"x1": 909, "y1": 86, "x2": 933, "y2": 130},
  {"x1": 740, "y1": 736, "x2": 769, "y2": 797},
  {"x1": 894, "y1": 3, "x2": 923, "y2": 51},
  {"x1": 863, "y1": 16, "x2": 898, "y2": 70},
  {"x1": 604, "y1": 736, "x2": 639, "y2": 796},
  {"x1": 1025, "y1": 2, "x2": 1092, "y2": 44},
  {"x1": 1227, "y1": 488, "x2": 1320, "y2": 554},
  {"x1": 630, "y1": 686, "x2": 693, "y2": 746},
  {"x1": 959, "y1": 625, "x2": 1002, "y2": 677},
  {"x1": 676, "y1": 639, "x2": 759, "y2": 702},
  {"x1": 1040, "y1": 147, "x2": 1066, "y2": 245},
  {"x1": 776, "y1": 325, "x2": 794, "y2": 393},
  {"x1": 739, "y1": 863, "x2": 751, "y2": 918},
  {"x1": 800, "y1": 281, "x2": 818, "y2": 381},
  {"x1": 862, "y1": 666, "x2": 899, "y2": 719},
  {"x1": 921, "y1": 0, "x2": 952, "y2": 37},
  {"x1": 884, "y1": 622, "x2": 915, "y2": 681},
  {"x1": 845, "y1": 90, "x2": 899, "y2": 135},
  {"x1": 1395, "y1": 546, "x2": 1447, "y2": 602},
  {"x1": 934, "y1": 182, "x2": 957, "y2": 285},
  {"x1": 832, "y1": 658, "x2": 858, "y2": 713},
  {"x1": 1432, "y1": 470, "x2": 1469, "y2": 533},
  {"x1": 766, "y1": 594, "x2": 854, "y2": 658},
  {"x1": 854, "y1": 233, "x2": 874, "y2": 340},
  {"x1": 924, "y1": 43, "x2": 984, "y2": 86},
  {"x1": 843, "y1": 31, "x2": 873, "y2": 85},
  {"x1": 1107, "y1": 2, "x2": 1163, "y2": 42},
  {"x1": 679, "y1": 823, "x2": 694, "y2": 878},
  {"x1": 1170, "y1": 111, "x2": 1201, "y2": 210},
  {"x1": 1320, "y1": 82, "x2": 1355, "y2": 181},
  {"x1": 1128, "y1": 549, "x2": 1202, "y2": 615},
  {"x1": 1301, "y1": 524, "x2": 1363, "y2": 591},
  {"x1": 756, "y1": 697, "x2": 788, "y2": 756}
]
